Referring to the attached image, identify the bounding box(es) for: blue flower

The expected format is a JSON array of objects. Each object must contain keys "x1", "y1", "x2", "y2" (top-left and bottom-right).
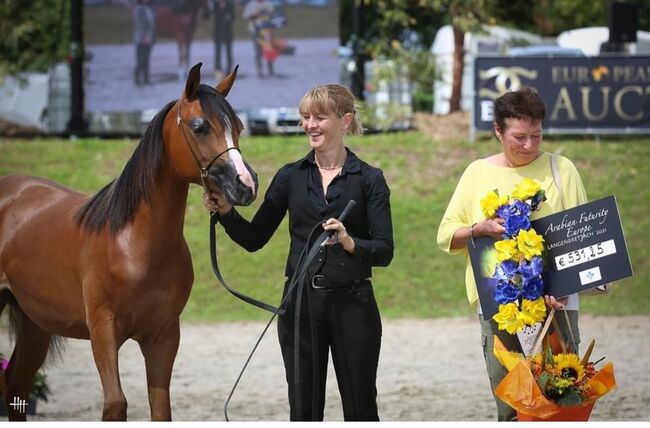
[
  {"x1": 504, "y1": 213, "x2": 531, "y2": 237},
  {"x1": 494, "y1": 260, "x2": 518, "y2": 281},
  {"x1": 496, "y1": 202, "x2": 517, "y2": 220},
  {"x1": 513, "y1": 200, "x2": 531, "y2": 217},
  {"x1": 522, "y1": 276, "x2": 544, "y2": 300},
  {"x1": 495, "y1": 281, "x2": 521, "y2": 304},
  {"x1": 519, "y1": 257, "x2": 544, "y2": 280}
]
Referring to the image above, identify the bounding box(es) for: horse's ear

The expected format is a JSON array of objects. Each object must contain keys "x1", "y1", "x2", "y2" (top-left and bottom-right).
[
  {"x1": 184, "y1": 63, "x2": 202, "y2": 101},
  {"x1": 215, "y1": 64, "x2": 238, "y2": 97}
]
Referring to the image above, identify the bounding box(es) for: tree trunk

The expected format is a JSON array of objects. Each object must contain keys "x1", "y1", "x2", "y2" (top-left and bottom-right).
[{"x1": 449, "y1": 25, "x2": 465, "y2": 113}]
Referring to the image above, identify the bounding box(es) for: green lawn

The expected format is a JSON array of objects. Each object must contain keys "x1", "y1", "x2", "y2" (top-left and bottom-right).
[{"x1": 1, "y1": 133, "x2": 648, "y2": 322}]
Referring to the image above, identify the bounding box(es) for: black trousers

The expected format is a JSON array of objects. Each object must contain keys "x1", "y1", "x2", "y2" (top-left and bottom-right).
[
  {"x1": 134, "y1": 43, "x2": 152, "y2": 85},
  {"x1": 213, "y1": 29, "x2": 233, "y2": 73},
  {"x1": 277, "y1": 281, "x2": 382, "y2": 421}
]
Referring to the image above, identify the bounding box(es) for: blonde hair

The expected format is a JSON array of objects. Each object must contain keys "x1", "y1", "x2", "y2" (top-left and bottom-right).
[{"x1": 298, "y1": 84, "x2": 364, "y2": 135}]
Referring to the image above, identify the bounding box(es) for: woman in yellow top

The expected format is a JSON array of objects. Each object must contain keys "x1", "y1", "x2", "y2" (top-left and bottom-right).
[{"x1": 437, "y1": 87, "x2": 586, "y2": 421}]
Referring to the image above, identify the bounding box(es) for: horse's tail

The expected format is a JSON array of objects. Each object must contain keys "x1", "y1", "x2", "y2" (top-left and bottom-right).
[
  {"x1": 0, "y1": 289, "x2": 14, "y2": 401},
  {"x1": 0, "y1": 289, "x2": 65, "y2": 402}
]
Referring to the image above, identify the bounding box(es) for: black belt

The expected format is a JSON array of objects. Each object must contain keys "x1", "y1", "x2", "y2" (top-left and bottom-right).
[{"x1": 310, "y1": 274, "x2": 370, "y2": 290}]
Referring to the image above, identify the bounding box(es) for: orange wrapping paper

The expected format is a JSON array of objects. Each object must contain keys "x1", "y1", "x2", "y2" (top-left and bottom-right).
[{"x1": 493, "y1": 336, "x2": 616, "y2": 420}]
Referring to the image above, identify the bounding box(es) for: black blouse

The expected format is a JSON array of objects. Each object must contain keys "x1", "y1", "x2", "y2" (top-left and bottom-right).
[{"x1": 218, "y1": 148, "x2": 394, "y2": 275}]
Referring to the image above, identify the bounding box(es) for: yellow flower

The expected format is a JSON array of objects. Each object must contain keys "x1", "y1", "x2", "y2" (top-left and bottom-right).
[
  {"x1": 519, "y1": 297, "x2": 546, "y2": 325},
  {"x1": 552, "y1": 377, "x2": 574, "y2": 389},
  {"x1": 493, "y1": 302, "x2": 524, "y2": 334},
  {"x1": 494, "y1": 239, "x2": 520, "y2": 262},
  {"x1": 516, "y1": 229, "x2": 545, "y2": 260},
  {"x1": 553, "y1": 353, "x2": 586, "y2": 381},
  {"x1": 512, "y1": 178, "x2": 541, "y2": 200},
  {"x1": 480, "y1": 190, "x2": 507, "y2": 218}
]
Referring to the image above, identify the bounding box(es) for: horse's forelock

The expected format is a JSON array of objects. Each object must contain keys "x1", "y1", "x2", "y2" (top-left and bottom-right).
[{"x1": 197, "y1": 85, "x2": 242, "y2": 138}]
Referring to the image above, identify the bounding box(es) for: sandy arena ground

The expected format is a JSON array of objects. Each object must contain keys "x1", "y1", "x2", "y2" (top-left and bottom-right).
[{"x1": 1, "y1": 315, "x2": 648, "y2": 421}]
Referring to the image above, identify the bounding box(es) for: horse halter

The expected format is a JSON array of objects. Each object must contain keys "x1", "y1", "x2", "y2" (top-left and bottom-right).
[{"x1": 176, "y1": 99, "x2": 241, "y2": 194}]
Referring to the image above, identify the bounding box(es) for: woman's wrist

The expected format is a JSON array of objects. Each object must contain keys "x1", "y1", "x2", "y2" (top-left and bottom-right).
[
  {"x1": 341, "y1": 234, "x2": 355, "y2": 253},
  {"x1": 470, "y1": 222, "x2": 478, "y2": 240}
]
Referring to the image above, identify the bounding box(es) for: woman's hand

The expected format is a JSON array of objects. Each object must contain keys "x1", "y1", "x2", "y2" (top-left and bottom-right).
[
  {"x1": 474, "y1": 218, "x2": 506, "y2": 240},
  {"x1": 544, "y1": 295, "x2": 568, "y2": 310},
  {"x1": 202, "y1": 188, "x2": 232, "y2": 215},
  {"x1": 322, "y1": 218, "x2": 355, "y2": 253}
]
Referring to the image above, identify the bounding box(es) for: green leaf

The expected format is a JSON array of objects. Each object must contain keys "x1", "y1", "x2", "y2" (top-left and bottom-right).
[
  {"x1": 556, "y1": 388, "x2": 584, "y2": 407},
  {"x1": 537, "y1": 372, "x2": 551, "y2": 391}
]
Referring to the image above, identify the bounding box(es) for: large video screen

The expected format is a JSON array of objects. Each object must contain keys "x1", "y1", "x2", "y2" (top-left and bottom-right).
[{"x1": 84, "y1": 0, "x2": 340, "y2": 116}]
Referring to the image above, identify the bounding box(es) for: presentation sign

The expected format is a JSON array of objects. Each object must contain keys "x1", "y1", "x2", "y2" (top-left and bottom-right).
[{"x1": 469, "y1": 196, "x2": 633, "y2": 319}]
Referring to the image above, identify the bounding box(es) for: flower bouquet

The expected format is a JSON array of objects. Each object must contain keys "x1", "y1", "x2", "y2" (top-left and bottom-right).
[
  {"x1": 493, "y1": 311, "x2": 616, "y2": 421},
  {"x1": 479, "y1": 178, "x2": 547, "y2": 334}
]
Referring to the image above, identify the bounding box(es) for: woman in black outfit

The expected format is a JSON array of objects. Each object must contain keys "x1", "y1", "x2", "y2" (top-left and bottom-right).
[{"x1": 204, "y1": 83, "x2": 393, "y2": 421}]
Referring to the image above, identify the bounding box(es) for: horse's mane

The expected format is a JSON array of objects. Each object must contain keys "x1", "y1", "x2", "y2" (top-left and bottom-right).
[
  {"x1": 75, "y1": 101, "x2": 175, "y2": 234},
  {"x1": 75, "y1": 85, "x2": 242, "y2": 234}
]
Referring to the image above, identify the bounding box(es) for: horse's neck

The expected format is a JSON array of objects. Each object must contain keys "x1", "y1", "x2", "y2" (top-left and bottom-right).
[{"x1": 131, "y1": 163, "x2": 190, "y2": 245}]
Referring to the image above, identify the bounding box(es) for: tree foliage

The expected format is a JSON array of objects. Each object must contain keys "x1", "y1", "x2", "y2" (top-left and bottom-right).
[
  {"x1": 0, "y1": 0, "x2": 69, "y2": 77},
  {"x1": 494, "y1": 0, "x2": 650, "y2": 36},
  {"x1": 340, "y1": 0, "x2": 444, "y2": 57},
  {"x1": 433, "y1": 0, "x2": 496, "y2": 33}
]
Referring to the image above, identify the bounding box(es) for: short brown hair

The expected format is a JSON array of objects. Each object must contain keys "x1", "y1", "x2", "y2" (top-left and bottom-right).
[
  {"x1": 493, "y1": 87, "x2": 545, "y2": 133},
  {"x1": 299, "y1": 84, "x2": 363, "y2": 135}
]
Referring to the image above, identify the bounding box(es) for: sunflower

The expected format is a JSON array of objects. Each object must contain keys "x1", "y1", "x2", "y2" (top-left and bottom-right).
[{"x1": 553, "y1": 353, "x2": 585, "y2": 382}]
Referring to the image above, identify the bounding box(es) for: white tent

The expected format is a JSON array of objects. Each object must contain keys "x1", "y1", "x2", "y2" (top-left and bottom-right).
[
  {"x1": 0, "y1": 73, "x2": 49, "y2": 131},
  {"x1": 557, "y1": 26, "x2": 650, "y2": 55}
]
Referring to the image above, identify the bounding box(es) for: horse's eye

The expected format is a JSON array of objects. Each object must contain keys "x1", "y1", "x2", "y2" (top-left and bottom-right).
[{"x1": 190, "y1": 118, "x2": 210, "y2": 136}]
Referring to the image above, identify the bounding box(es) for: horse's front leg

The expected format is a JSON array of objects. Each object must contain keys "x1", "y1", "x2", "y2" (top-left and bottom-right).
[
  {"x1": 138, "y1": 320, "x2": 180, "y2": 421},
  {"x1": 88, "y1": 312, "x2": 128, "y2": 421}
]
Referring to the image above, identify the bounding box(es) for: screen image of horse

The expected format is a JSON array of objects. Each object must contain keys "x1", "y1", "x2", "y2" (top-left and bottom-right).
[
  {"x1": 0, "y1": 64, "x2": 257, "y2": 421},
  {"x1": 83, "y1": 0, "x2": 339, "y2": 117}
]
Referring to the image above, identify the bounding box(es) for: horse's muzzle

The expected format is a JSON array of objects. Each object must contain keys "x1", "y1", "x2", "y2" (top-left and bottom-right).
[{"x1": 208, "y1": 161, "x2": 258, "y2": 206}]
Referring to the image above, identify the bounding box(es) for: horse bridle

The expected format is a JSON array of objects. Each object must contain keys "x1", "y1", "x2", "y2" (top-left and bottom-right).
[{"x1": 176, "y1": 99, "x2": 241, "y2": 194}]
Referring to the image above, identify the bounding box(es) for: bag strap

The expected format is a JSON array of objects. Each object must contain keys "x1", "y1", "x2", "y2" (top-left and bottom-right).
[{"x1": 550, "y1": 153, "x2": 566, "y2": 211}]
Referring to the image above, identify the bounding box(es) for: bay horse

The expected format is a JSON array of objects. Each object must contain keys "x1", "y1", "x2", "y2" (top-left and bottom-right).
[
  {"x1": 0, "y1": 63, "x2": 257, "y2": 421},
  {"x1": 156, "y1": 0, "x2": 206, "y2": 79}
]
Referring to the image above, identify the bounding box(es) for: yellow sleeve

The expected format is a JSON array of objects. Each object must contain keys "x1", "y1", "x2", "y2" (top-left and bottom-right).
[
  {"x1": 437, "y1": 162, "x2": 476, "y2": 255},
  {"x1": 558, "y1": 155, "x2": 588, "y2": 208}
]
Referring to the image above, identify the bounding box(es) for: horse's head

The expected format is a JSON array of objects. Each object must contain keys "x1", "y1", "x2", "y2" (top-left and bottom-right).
[{"x1": 168, "y1": 63, "x2": 258, "y2": 206}]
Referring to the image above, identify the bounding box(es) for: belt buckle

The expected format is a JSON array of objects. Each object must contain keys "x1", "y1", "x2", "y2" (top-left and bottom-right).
[{"x1": 311, "y1": 274, "x2": 327, "y2": 289}]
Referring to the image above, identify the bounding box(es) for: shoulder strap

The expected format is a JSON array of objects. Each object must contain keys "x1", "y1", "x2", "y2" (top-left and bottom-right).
[{"x1": 550, "y1": 153, "x2": 566, "y2": 211}]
